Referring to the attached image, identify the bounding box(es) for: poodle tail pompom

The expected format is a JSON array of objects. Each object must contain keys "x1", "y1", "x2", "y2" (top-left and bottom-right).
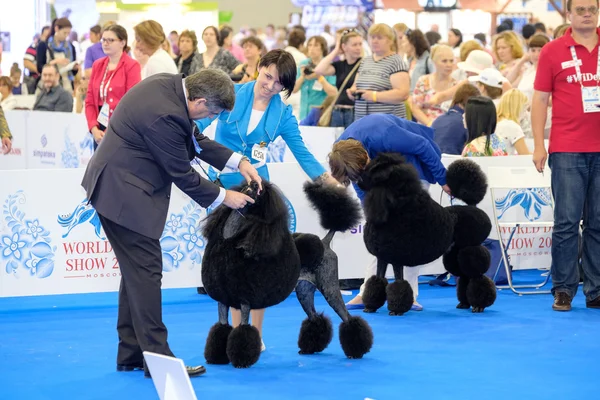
[
  {"x1": 339, "y1": 316, "x2": 373, "y2": 359},
  {"x1": 298, "y1": 313, "x2": 333, "y2": 354},
  {"x1": 303, "y1": 181, "x2": 362, "y2": 232},
  {"x1": 446, "y1": 159, "x2": 488, "y2": 206},
  {"x1": 226, "y1": 325, "x2": 262, "y2": 368},
  {"x1": 466, "y1": 275, "x2": 497, "y2": 311},
  {"x1": 204, "y1": 322, "x2": 233, "y2": 365}
]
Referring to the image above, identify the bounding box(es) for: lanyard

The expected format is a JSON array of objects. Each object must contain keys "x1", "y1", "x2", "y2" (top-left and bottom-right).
[
  {"x1": 570, "y1": 45, "x2": 600, "y2": 88},
  {"x1": 99, "y1": 66, "x2": 116, "y2": 102}
]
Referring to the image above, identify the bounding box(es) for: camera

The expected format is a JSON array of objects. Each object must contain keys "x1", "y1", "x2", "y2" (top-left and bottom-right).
[
  {"x1": 303, "y1": 63, "x2": 315, "y2": 75},
  {"x1": 230, "y1": 73, "x2": 244, "y2": 82},
  {"x1": 353, "y1": 91, "x2": 362, "y2": 100}
]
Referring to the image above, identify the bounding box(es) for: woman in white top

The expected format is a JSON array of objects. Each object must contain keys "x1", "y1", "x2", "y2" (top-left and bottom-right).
[
  {"x1": 133, "y1": 20, "x2": 178, "y2": 80},
  {"x1": 495, "y1": 89, "x2": 531, "y2": 155},
  {"x1": 0, "y1": 77, "x2": 17, "y2": 110},
  {"x1": 506, "y1": 34, "x2": 550, "y2": 102}
]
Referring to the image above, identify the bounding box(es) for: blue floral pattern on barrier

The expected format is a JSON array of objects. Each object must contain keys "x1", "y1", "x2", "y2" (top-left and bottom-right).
[
  {"x1": 159, "y1": 200, "x2": 210, "y2": 272},
  {"x1": 58, "y1": 199, "x2": 105, "y2": 240},
  {"x1": 61, "y1": 132, "x2": 95, "y2": 169},
  {"x1": 266, "y1": 137, "x2": 287, "y2": 162},
  {"x1": 1, "y1": 191, "x2": 56, "y2": 279},
  {"x1": 495, "y1": 188, "x2": 552, "y2": 221}
]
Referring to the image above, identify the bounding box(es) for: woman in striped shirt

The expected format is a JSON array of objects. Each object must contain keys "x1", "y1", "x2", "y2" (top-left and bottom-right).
[{"x1": 347, "y1": 23, "x2": 410, "y2": 121}]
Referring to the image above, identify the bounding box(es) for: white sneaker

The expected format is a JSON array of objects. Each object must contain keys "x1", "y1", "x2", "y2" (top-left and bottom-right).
[{"x1": 261, "y1": 339, "x2": 266, "y2": 352}]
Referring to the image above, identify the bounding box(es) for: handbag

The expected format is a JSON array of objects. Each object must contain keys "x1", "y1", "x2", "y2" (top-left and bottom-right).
[{"x1": 318, "y1": 59, "x2": 362, "y2": 127}]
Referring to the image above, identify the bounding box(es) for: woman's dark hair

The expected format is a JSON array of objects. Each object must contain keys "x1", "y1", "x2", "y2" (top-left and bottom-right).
[
  {"x1": 288, "y1": 29, "x2": 306, "y2": 49},
  {"x1": 241, "y1": 36, "x2": 265, "y2": 52},
  {"x1": 407, "y1": 29, "x2": 430, "y2": 58},
  {"x1": 308, "y1": 35, "x2": 328, "y2": 57},
  {"x1": 50, "y1": 17, "x2": 72, "y2": 38},
  {"x1": 425, "y1": 31, "x2": 441, "y2": 46},
  {"x1": 104, "y1": 24, "x2": 130, "y2": 53},
  {"x1": 202, "y1": 26, "x2": 220, "y2": 44},
  {"x1": 449, "y1": 28, "x2": 463, "y2": 48},
  {"x1": 465, "y1": 96, "x2": 497, "y2": 155},
  {"x1": 218, "y1": 26, "x2": 233, "y2": 47},
  {"x1": 258, "y1": 49, "x2": 297, "y2": 99}
]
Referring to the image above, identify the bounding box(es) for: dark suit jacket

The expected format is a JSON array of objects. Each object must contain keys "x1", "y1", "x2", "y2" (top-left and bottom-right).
[{"x1": 82, "y1": 73, "x2": 234, "y2": 239}]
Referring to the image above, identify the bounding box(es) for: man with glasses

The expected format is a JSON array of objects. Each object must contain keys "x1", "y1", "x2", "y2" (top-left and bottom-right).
[
  {"x1": 532, "y1": 0, "x2": 600, "y2": 311},
  {"x1": 81, "y1": 69, "x2": 262, "y2": 377}
]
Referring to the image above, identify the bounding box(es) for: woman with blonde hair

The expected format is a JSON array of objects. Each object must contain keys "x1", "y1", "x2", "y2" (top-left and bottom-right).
[
  {"x1": 393, "y1": 23, "x2": 408, "y2": 59},
  {"x1": 347, "y1": 23, "x2": 410, "y2": 121},
  {"x1": 495, "y1": 89, "x2": 531, "y2": 155},
  {"x1": 314, "y1": 28, "x2": 363, "y2": 128},
  {"x1": 493, "y1": 31, "x2": 524, "y2": 77},
  {"x1": 411, "y1": 44, "x2": 457, "y2": 126},
  {"x1": 134, "y1": 20, "x2": 178, "y2": 79}
]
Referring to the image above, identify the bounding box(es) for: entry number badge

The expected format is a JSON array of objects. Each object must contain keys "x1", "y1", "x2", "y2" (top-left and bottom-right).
[
  {"x1": 97, "y1": 102, "x2": 110, "y2": 126},
  {"x1": 582, "y1": 86, "x2": 600, "y2": 113},
  {"x1": 251, "y1": 143, "x2": 267, "y2": 164}
]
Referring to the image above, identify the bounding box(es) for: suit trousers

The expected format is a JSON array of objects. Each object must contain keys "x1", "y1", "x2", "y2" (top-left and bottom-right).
[{"x1": 99, "y1": 214, "x2": 175, "y2": 364}]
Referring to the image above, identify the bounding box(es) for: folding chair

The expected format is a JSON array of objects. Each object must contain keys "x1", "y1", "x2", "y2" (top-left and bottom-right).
[{"x1": 486, "y1": 166, "x2": 554, "y2": 295}]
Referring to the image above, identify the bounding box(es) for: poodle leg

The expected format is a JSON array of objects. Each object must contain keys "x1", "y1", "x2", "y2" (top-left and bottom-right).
[
  {"x1": 296, "y1": 280, "x2": 333, "y2": 354},
  {"x1": 362, "y1": 258, "x2": 389, "y2": 313},
  {"x1": 386, "y1": 264, "x2": 414, "y2": 316},
  {"x1": 314, "y1": 266, "x2": 374, "y2": 359},
  {"x1": 204, "y1": 302, "x2": 233, "y2": 364},
  {"x1": 226, "y1": 303, "x2": 262, "y2": 368},
  {"x1": 467, "y1": 275, "x2": 497, "y2": 313},
  {"x1": 456, "y1": 276, "x2": 471, "y2": 309}
]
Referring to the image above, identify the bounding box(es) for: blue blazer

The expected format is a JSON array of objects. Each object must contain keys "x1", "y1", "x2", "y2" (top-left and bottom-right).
[
  {"x1": 336, "y1": 114, "x2": 447, "y2": 202},
  {"x1": 196, "y1": 81, "x2": 326, "y2": 188}
]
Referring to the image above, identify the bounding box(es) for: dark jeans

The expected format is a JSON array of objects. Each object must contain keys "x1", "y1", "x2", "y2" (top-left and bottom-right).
[
  {"x1": 549, "y1": 152, "x2": 600, "y2": 301},
  {"x1": 331, "y1": 108, "x2": 354, "y2": 129}
]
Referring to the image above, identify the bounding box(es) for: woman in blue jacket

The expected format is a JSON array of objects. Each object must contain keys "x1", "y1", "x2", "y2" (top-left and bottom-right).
[
  {"x1": 328, "y1": 114, "x2": 450, "y2": 312},
  {"x1": 196, "y1": 49, "x2": 338, "y2": 351}
]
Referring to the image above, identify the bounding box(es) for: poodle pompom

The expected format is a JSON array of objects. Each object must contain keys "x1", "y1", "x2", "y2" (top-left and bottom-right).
[
  {"x1": 204, "y1": 322, "x2": 233, "y2": 365},
  {"x1": 458, "y1": 245, "x2": 491, "y2": 278},
  {"x1": 443, "y1": 246, "x2": 462, "y2": 277},
  {"x1": 339, "y1": 316, "x2": 374, "y2": 359},
  {"x1": 298, "y1": 313, "x2": 333, "y2": 354},
  {"x1": 358, "y1": 153, "x2": 422, "y2": 194},
  {"x1": 362, "y1": 275, "x2": 388, "y2": 312},
  {"x1": 446, "y1": 206, "x2": 492, "y2": 247},
  {"x1": 446, "y1": 159, "x2": 488, "y2": 206},
  {"x1": 303, "y1": 181, "x2": 362, "y2": 232},
  {"x1": 386, "y1": 280, "x2": 414, "y2": 316},
  {"x1": 293, "y1": 233, "x2": 325, "y2": 272},
  {"x1": 456, "y1": 277, "x2": 471, "y2": 309},
  {"x1": 226, "y1": 325, "x2": 262, "y2": 368},
  {"x1": 466, "y1": 275, "x2": 497, "y2": 312}
]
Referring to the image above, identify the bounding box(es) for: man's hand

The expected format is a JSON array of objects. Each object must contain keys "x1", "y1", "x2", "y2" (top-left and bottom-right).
[
  {"x1": 239, "y1": 158, "x2": 263, "y2": 192},
  {"x1": 533, "y1": 147, "x2": 548, "y2": 174},
  {"x1": 91, "y1": 127, "x2": 105, "y2": 144},
  {"x1": 1, "y1": 137, "x2": 12, "y2": 155},
  {"x1": 442, "y1": 184, "x2": 452, "y2": 196},
  {"x1": 223, "y1": 190, "x2": 255, "y2": 209}
]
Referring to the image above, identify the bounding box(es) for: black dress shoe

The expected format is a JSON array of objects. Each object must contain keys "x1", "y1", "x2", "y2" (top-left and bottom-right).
[
  {"x1": 586, "y1": 296, "x2": 600, "y2": 309},
  {"x1": 117, "y1": 363, "x2": 144, "y2": 372},
  {"x1": 144, "y1": 365, "x2": 206, "y2": 378}
]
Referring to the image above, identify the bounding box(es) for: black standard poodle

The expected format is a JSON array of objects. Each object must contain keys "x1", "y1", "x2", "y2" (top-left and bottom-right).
[
  {"x1": 201, "y1": 181, "x2": 301, "y2": 368},
  {"x1": 359, "y1": 153, "x2": 496, "y2": 315},
  {"x1": 293, "y1": 182, "x2": 373, "y2": 359}
]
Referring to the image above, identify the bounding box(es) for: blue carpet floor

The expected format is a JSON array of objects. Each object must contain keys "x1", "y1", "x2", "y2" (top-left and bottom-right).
[{"x1": 0, "y1": 271, "x2": 598, "y2": 400}]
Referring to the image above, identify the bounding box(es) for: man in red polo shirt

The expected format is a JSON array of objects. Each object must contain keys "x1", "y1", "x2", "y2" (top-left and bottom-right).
[{"x1": 532, "y1": 0, "x2": 600, "y2": 311}]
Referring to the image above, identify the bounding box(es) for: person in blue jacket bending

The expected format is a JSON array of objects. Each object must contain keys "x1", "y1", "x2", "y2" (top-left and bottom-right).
[
  {"x1": 195, "y1": 49, "x2": 339, "y2": 352},
  {"x1": 327, "y1": 114, "x2": 450, "y2": 312}
]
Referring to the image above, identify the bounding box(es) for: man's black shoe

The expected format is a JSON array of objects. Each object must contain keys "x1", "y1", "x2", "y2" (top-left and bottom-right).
[
  {"x1": 117, "y1": 363, "x2": 144, "y2": 372},
  {"x1": 586, "y1": 296, "x2": 600, "y2": 309},
  {"x1": 144, "y1": 365, "x2": 206, "y2": 378}
]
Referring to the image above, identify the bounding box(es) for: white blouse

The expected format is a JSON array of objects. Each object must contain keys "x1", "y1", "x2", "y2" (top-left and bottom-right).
[{"x1": 142, "y1": 48, "x2": 178, "y2": 80}]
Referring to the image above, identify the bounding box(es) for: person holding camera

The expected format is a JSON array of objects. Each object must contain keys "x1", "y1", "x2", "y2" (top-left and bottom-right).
[
  {"x1": 229, "y1": 36, "x2": 265, "y2": 84},
  {"x1": 292, "y1": 36, "x2": 337, "y2": 120},
  {"x1": 347, "y1": 23, "x2": 410, "y2": 121}
]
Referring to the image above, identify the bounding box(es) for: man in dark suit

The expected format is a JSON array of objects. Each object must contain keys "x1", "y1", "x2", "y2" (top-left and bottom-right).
[{"x1": 81, "y1": 69, "x2": 261, "y2": 378}]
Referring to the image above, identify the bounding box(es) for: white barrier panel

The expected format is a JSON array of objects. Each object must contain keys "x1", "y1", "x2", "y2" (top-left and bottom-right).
[
  {"x1": 14, "y1": 95, "x2": 37, "y2": 110},
  {"x1": 0, "y1": 155, "x2": 553, "y2": 297},
  {"x1": 0, "y1": 110, "x2": 94, "y2": 170}
]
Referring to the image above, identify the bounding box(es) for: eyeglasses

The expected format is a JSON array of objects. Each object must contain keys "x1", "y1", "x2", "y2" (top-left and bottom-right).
[
  {"x1": 101, "y1": 38, "x2": 117, "y2": 44},
  {"x1": 573, "y1": 6, "x2": 599, "y2": 15}
]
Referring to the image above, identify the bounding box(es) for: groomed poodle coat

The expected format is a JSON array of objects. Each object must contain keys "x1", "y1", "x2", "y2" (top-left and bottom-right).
[{"x1": 359, "y1": 153, "x2": 496, "y2": 315}]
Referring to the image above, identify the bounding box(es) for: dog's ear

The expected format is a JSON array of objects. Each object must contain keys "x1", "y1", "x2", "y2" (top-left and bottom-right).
[{"x1": 201, "y1": 203, "x2": 233, "y2": 242}]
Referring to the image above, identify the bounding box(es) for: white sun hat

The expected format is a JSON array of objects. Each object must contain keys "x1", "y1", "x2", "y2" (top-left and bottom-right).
[
  {"x1": 457, "y1": 50, "x2": 494, "y2": 74},
  {"x1": 468, "y1": 67, "x2": 508, "y2": 89}
]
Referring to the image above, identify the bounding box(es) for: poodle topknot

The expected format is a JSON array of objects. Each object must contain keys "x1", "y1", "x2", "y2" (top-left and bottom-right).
[{"x1": 446, "y1": 159, "x2": 488, "y2": 206}]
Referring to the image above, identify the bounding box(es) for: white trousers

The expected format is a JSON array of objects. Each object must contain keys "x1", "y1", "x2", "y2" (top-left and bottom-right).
[{"x1": 358, "y1": 258, "x2": 420, "y2": 300}]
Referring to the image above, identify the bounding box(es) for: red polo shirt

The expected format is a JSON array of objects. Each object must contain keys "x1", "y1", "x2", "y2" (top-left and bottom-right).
[{"x1": 534, "y1": 27, "x2": 600, "y2": 153}]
